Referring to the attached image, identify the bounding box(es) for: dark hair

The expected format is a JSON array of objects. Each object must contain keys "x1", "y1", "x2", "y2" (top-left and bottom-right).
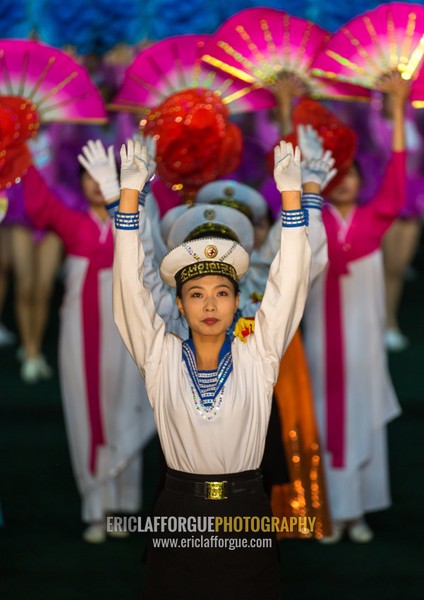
[
  {"x1": 79, "y1": 161, "x2": 88, "y2": 177},
  {"x1": 262, "y1": 203, "x2": 276, "y2": 227},
  {"x1": 351, "y1": 159, "x2": 364, "y2": 182}
]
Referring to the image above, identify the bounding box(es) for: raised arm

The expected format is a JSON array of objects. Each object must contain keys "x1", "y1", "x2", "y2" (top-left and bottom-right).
[
  {"x1": 112, "y1": 140, "x2": 168, "y2": 388},
  {"x1": 80, "y1": 138, "x2": 187, "y2": 337},
  {"x1": 23, "y1": 166, "x2": 81, "y2": 247},
  {"x1": 380, "y1": 71, "x2": 408, "y2": 153},
  {"x1": 249, "y1": 141, "x2": 312, "y2": 384},
  {"x1": 354, "y1": 72, "x2": 409, "y2": 246},
  {"x1": 298, "y1": 124, "x2": 337, "y2": 284},
  {"x1": 140, "y1": 202, "x2": 188, "y2": 338},
  {"x1": 271, "y1": 72, "x2": 308, "y2": 136},
  {"x1": 257, "y1": 126, "x2": 335, "y2": 289},
  {"x1": 78, "y1": 135, "x2": 157, "y2": 222}
]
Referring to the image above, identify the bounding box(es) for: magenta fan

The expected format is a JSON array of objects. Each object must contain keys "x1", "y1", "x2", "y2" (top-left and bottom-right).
[
  {"x1": 311, "y1": 2, "x2": 424, "y2": 105},
  {"x1": 110, "y1": 34, "x2": 276, "y2": 113},
  {"x1": 0, "y1": 39, "x2": 107, "y2": 122},
  {"x1": 201, "y1": 7, "x2": 369, "y2": 101}
]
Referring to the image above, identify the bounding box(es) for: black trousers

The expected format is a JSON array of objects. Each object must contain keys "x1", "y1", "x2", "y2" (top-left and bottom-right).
[{"x1": 143, "y1": 469, "x2": 282, "y2": 600}]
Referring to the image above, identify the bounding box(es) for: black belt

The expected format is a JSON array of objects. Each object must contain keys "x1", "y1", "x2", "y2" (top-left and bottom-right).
[{"x1": 165, "y1": 472, "x2": 263, "y2": 500}]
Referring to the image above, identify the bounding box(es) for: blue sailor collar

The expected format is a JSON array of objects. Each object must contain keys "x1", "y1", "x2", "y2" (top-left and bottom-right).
[{"x1": 182, "y1": 334, "x2": 233, "y2": 404}]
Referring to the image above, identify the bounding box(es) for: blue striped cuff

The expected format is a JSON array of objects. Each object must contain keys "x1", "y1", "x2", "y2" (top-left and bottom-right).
[
  {"x1": 138, "y1": 181, "x2": 151, "y2": 207},
  {"x1": 281, "y1": 208, "x2": 308, "y2": 228},
  {"x1": 106, "y1": 200, "x2": 120, "y2": 220},
  {"x1": 301, "y1": 193, "x2": 324, "y2": 211},
  {"x1": 115, "y1": 211, "x2": 139, "y2": 230}
]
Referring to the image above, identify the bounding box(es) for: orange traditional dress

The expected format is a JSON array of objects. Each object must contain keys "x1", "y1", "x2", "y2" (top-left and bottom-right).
[
  {"x1": 235, "y1": 191, "x2": 333, "y2": 539},
  {"x1": 235, "y1": 318, "x2": 331, "y2": 539}
]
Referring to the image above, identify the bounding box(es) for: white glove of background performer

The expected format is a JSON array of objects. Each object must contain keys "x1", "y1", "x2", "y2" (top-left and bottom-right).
[
  {"x1": 120, "y1": 139, "x2": 149, "y2": 192},
  {"x1": 78, "y1": 140, "x2": 120, "y2": 203},
  {"x1": 274, "y1": 141, "x2": 302, "y2": 192},
  {"x1": 133, "y1": 133, "x2": 157, "y2": 181},
  {"x1": 297, "y1": 124, "x2": 323, "y2": 162},
  {"x1": 301, "y1": 150, "x2": 337, "y2": 189}
]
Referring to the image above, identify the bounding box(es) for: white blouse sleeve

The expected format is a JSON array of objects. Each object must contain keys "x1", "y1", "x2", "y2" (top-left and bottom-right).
[
  {"x1": 302, "y1": 193, "x2": 328, "y2": 286},
  {"x1": 240, "y1": 192, "x2": 326, "y2": 310},
  {"x1": 113, "y1": 210, "x2": 167, "y2": 394},
  {"x1": 139, "y1": 208, "x2": 188, "y2": 338},
  {"x1": 247, "y1": 218, "x2": 312, "y2": 385},
  {"x1": 144, "y1": 192, "x2": 169, "y2": 264}
]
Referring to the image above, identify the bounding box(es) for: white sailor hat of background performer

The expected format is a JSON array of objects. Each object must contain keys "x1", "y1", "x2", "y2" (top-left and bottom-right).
[
  {"x1": 160, "y1": 204, "x2": 190, "y2": 247},
  {"x1": 196, "y1": 180, "x2": 267, "y2": 224},
  {"x1": 160, "y1": 237, "x2": 250, "y2": 292},
  {"x1": 167, "y1": 203, "x2": 254, "y2": 254}
]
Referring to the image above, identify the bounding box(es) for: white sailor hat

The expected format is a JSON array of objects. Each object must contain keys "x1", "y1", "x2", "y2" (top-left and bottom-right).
[
  {"x1": 167, "y1": 203, "x2": 254, "y2": 254},
  {"x1": 160, "y1": 237, "x2": 249, "y2": 289},
  {"x1": 160, "y1": 204, "x2": 190, "y2": 246},
  {"x1": 196, "y1": 180, "x2": 267, "y2": 224}
]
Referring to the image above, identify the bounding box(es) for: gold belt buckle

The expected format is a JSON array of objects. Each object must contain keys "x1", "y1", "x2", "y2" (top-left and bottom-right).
[{"x1": 205, "y1": 481, "x2": 228, "y2": 500}]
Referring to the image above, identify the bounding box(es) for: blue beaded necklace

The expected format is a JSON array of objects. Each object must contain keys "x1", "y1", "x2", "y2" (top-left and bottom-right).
[{"x1": 182, "y1": 335, "x2": 233, "y2": 421}]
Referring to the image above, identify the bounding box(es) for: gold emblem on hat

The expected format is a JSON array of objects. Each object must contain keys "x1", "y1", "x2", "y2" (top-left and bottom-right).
[
  {"x1": 224, "y1": 186, "x2": 234, "y2": 198},
  {"x1": 204, "y1": 245, "x2": 218, "y2": 258},
  {"x1": 204, "y1": 209, "x2": 216, "y2": 221}
]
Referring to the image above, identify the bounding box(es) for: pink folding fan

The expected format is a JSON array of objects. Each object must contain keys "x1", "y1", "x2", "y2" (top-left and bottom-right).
[
  {"x1": 110, "y1": 34, "x2": 276, "y2": 114},
  {"x1": 311, "y1": 2, "x2": 424, "y2": 105},
  {"x1": 0, "y1": 40, "x2": 107, "y2": 123},
  {"x1": 202, "y1": 6, "x2": 369, "y2": 102}
]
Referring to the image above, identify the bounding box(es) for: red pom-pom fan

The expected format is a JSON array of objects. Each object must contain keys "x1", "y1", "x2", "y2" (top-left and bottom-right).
[
  {"x1": 142, "y1": 88, "x2": 242, "y2": 202},
  {"x1": 267, "y1": 98, "x2": 357, "y2": 193},
  {"x1": 0, "y1": 96, "x2": 39, "y2": 190}
]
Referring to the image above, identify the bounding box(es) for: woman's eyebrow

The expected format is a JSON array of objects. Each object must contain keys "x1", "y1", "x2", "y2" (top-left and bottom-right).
[
  {"x1": 186, "y1": 283, "x2": 232, "y2": 292},
  {"x1": 215, "y1": 283, "x2": 232, "y2": 289}
]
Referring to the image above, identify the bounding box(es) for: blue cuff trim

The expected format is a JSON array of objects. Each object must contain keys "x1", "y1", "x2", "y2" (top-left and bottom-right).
[
  {"x1": 106, "y1": 200, "x2": 120, "y2": 220},
  {"x1": 301, "y1": 193, "x2": 324, "y2": 211},
  {"x1": 138, "y1": 181, "x2": 151, "y2": 207},
  {"x1": 115, "y1": 211, "x2": 139, "y2": 230},
  {"x1": 281, "y1": 208, "x2": 308, "y2": 228}
]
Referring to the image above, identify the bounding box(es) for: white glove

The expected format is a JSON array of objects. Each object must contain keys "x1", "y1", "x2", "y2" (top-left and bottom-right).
[
  {"x1": 274, "y1": 141, "x2": 302, "y2": 192},
  {"x1": 133, "y1": 133, "x2": 157, "y2": 180},
  {"x1": 301, "y1": 149, "x2": 337, "y2": 188},
  {"x1": 297, "y1": 124, "x2": 323, "y2": 162},
  {"x1": 120, "y1": 139, "x2": 149, "y2": 192},
  {"x1": 78, "y1": 140, "x2": 120, "y2": 202}
]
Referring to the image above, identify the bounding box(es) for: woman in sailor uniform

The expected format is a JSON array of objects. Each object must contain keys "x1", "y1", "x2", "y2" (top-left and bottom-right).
[{"x1": 113, "y1": 139, "x2": 311, "y2": 599}]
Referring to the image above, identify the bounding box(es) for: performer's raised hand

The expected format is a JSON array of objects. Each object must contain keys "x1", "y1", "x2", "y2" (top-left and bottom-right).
[
  {"x1": 377, "y1": 70, "x2": 411, "y2": 108},
  {"x1": 133, "y1": 133, "x2": 157, "y2": 181},
  {"x1": 376, "y1": 70, "x2": 410, "y2": 153},
  {"x1": 301, "y1": 149, "x2": 337, "y2": 190},
  {"x1": 297, "y1": 124, "x2": 323, "y2": 162},
  {"x1": 78, "y1": 139, "x2": 120, "y2": 202},
  {"x1": 120, "y1": 139, "x2": 149, "y2": 192},
  {"x1": 273, "y1": 141, "x2": 302, "y2": 192}
]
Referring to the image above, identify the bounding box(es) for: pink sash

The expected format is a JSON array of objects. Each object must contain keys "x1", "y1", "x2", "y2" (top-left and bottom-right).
[
  {"x1": 81, "y1": 228, "x2": 114, "y2": 473},
  {"x1": 323, "y1": 213, "x2": 350, "y2": 467}
]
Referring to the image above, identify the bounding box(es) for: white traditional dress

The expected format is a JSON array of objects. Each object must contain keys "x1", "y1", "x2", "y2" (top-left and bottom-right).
[
  {"x1": 303, "y1": 152, "x2": 405, "y2": 521},
  {"x1": 24, "y1": 167, "x2": 156, "y2": 523}
]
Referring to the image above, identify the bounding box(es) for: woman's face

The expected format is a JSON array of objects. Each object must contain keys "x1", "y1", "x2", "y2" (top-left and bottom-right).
[
  {"x1": 327, "y1": 165, "x2": 362, "y2": 206},
  {"x1": 81, "y1": 171, "x2": 104, "y2": 206},
  {"x1": 177, "y1": 275, "x2": 239, "y2": 337}
]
